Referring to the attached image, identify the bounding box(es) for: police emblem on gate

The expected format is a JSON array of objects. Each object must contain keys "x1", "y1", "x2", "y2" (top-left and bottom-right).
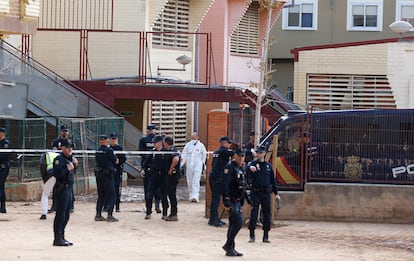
[{"x1": 344, "y1": 156, "x2": 362, "y2": 179}]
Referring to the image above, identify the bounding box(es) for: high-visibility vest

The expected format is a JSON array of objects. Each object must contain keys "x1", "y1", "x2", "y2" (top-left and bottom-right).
[{"x1": 45, "y1": 152, "x2": 60, "y2": 174}]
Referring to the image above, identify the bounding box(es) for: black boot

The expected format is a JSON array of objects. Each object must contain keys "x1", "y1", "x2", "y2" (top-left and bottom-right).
[
  {"x1": 231, "y1": 242, "x2": 243, "y2": 256},
  {"x1": 53, "y1": 232, "x2": 70, "y2": 246},
  {"x1": 0, "y1": 202, "x2": 6, "y2": 213},
  {"x1": 162, "y1": 208, "x2": 168, "y2": 219},
  {"x1": 249, "y1": 229, "x2": 255, "y2": 242},
  {"x1": 222, "y1": 241, "x2": 237, "y2": 256},
  {"x1": 62, "y1": 232, "x2": 73, "y2": 246},
  {"x1": 263, "y1": 230, "x2": 270, "y2": 243},
  {"x1": 155, "y1": 200, "x2": 161, "y2": 213}
]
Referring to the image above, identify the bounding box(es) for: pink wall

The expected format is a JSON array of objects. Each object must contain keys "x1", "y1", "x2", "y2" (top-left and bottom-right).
[{"x1": 199, "y1": 0, "x2": 283, "y2": 86}]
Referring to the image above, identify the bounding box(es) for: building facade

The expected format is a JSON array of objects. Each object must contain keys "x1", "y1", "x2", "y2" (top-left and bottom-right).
[
  {"x1": 269, "y1": 0, "x2": 414, "y2": 105},
  {"x1": 11, "y1": 0, "x2": 287, "y2": 147},
  {"x1": 292, "y1": 37, "x2": 414, "y2": 109}
]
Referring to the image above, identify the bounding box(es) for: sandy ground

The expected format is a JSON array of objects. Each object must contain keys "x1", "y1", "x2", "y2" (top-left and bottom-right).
[{"x1": 1, "y1": 185, "x2": 414, "y2": 261}]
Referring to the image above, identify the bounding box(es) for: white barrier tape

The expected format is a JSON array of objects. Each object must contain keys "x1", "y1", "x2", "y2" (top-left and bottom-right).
[{"x1": 0, "y1": 149, "x2": 215, "y2": 155}]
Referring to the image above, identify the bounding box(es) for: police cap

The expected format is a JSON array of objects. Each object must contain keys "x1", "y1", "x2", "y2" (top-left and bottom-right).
[
  {"x1": 99, "y1": 134, "x2": 108, "y2": 140},
  {"x1": 147, "y1": 124, "x2": 157, "y2": 130},
  {"x1": 61, "y1": 139, "x2": 74, "y2": 148},
  {"x1": 154, "y1": 135, "x2": 163, "y2": 143},
  {"x1": 255, "y1": 146, "x2": 267, "y2": 153},
  {"x1": 0, "y1": 127, "x2": 5, "y2": 133},
  {"x1": 234, "y1": 149, "x2": 246, "y2": 156},
  {"x1": 219, "y1": 136, "x2": 232, "y2": 143},
  {"x1": 109, "y1": 132, "x2": 118, "y2": 139},
  {"x1": 60, "y1": 125, "x2": 69, "y2": 132}
]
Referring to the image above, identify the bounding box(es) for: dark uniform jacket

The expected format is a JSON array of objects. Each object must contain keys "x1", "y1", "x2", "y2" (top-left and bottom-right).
[
  {"x1": 222, "y1": 161, "x2": 252, "y2": 206},
  {"x1": 166, "y1": 146, "x2": 180, "y2": 176},
  {"x1": 95, "y1": 145, "x2": 117, "y2": 174},
  {"x1": 209, "y1": 146, "x2": 234, "y2": 183},
  {"x1": 142, "y1": 148, "x2": 168, "y2": 176},
  {"x1": 51, "y1": 137, "x2": 75, "y2": 150},
  {"x1": 246, "y1": 160, "x2": 278, "y2": 195},
  {"x1": 0, "y1": 138, "x2": 10, "y2": 168},
  {"x1": 139, "y1": 134, "x2": 155, "y2": 169},
  {"x1": 110, "y1": 144, "x2": 126, "y2": 172},
  {"x1": 53, "y1": 153, "x2": 75, "y2": 186}
]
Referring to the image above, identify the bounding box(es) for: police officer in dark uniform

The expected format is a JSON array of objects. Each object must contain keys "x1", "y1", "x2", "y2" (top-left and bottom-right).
[
  {"x1": 246, "y1": 146, "x2": 281, "y2": 243},
  {"x1": 95, "y1": 135, "x2": 119, "y2": 222},
  {"x1": 244, "y1": 131, "x2": 255, "y2": 163},
  {"x1": 221, "y1": 149, "x2": 252, "y2": 257},
  {"x1": 52, "y1": 139, "x2": 76, "y2": 246},
  {"x1": 141, "y1": 135, "x2": 168, "y2": 220},
  {"x1": 109, "y1": 133, "x2": 126, "y2": 212},
  {"x1": 163, "y1": 136, "x2": 180, "y2": 221},
  {"x1": 50, "y1": 124, "x2": 75, "y2": 213},
  {"x1": 139, "y1": 124, "x2": 161, "y2": 213},
  {"x1": 0, "y1": 127, "x2": 11, "y2": 213},
  {"x1": 208, "y1": 136, "x2": 235, "y2": 227}
]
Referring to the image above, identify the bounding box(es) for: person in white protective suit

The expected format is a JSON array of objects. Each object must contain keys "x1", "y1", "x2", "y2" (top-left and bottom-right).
[{"x1": 181, "y1": 133, "x2": 207, "y2": 202}]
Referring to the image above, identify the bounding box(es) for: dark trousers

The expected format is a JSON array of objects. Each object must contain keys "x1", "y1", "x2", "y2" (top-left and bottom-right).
[
  {"x1": 208, "y1": 178, "x2": 222, "y2": 225},
  {"x1": 166, "y1": 174, "x2": 179, "y2": 216},
  {"x1": 51, "y1": 185, "x2": 74, "y2": 211},
  {"x1": 53, "y1": 186, "x2": 72, "y2": 234},
  {"x1": 145, "y1": 173, "x2": 168, "y2": 215},
  {"x1": 0, "y1": 167, "x2": 9, "y2": 208},
  {"x1": 96, "y1": 171, "x2": 115, "y2": 216},
  {"x1": 226, "y1": 202, "x2": 243, "y2": 245},
  {"x1": 249, "y1": 191, "x2": 271, "y2": 231},
  {"x1": 114, "y1": 170, "x2": 121, "y2": 210},
  {"x1": 143, "y1": 171, "x2": 160, "y2": 204}
]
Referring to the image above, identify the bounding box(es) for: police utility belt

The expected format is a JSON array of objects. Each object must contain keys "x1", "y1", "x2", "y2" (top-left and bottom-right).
[
  {"x1": 251, "y1": 186, "x2": 272, "y2": 193},
  {"x1": 151, "y1": 170, "x2": 163, "y2": 175},
  {"x1": 95, "y1": 167, "x2": 115, "y2": 176}
]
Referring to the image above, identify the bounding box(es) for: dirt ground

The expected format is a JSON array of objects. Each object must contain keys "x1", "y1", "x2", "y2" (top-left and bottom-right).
[{"x1": 1, "y1": 185, "x2": 414, "y2": 261}]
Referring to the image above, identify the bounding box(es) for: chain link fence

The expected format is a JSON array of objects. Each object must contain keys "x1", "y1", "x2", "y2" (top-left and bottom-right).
[{"x1": 1, "y1": 117, "x2": 124, "y2": 194}]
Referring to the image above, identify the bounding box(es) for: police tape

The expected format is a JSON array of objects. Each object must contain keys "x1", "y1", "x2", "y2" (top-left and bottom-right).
[{"x1": 0, "y1": 149, "x2": 213, "y2": 156}]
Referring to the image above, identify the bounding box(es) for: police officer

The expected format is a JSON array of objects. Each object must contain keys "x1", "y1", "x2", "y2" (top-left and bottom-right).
[
  {"x1": 163, "y1": 136, "x2": 180, "y2": 221},
  {"x1": 51, "y1": 125, "x2": 71, "y2": 150},
  {"x1": 208, "y1": 136, "x2": 234, "y2": 227},
  {"x1": 95, "y1": 135, "x2": 119, "y2": 222},
  {"x1": 139, "y1": 124, "x2": 161, "y2": 213},
  {"x1": 141, "y1": 135, "x2": 168, "y2": 220},
  {"x1": 246, "y1": 146, "x2": 281, "y2": 243},
  {"x1": 109, "y1": 133, "x2": 126, "y2": 212},
  {"x1": 50, "y1": 124, "x2": 75, "y2": 213},
  {"x1": 0, "y1": 127, "x2": 11, "y2": 213},
  {"x1": 244, "y1": 131, "x2": 255, "y2": 163},
  {"x1": 52, "y1": 139, "x2": 76, "y2": 246},
  {"x1": 221, "y1": 149, "x2": 252, "y2": 257}
]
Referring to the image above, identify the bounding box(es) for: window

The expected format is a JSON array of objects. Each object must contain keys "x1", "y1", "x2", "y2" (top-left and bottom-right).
[
  {"x1": 282, "y1": 0, "x2": 318, "y2": 30},
  {"x1": 396, "y1": 0, "x2": 414, "y2": 31},
  {"x1": 347, "y1": 0, "x2": 383, "y2": 31},
  {"x1": 230, "y1": 1, "x2": 259, "y2": 55}
]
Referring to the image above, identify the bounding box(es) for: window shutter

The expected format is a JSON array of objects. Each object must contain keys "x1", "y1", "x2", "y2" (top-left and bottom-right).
[
  {"x1": 230, "y1": 2, "x2": 259, "y2": 56},
  {"x1": 307, "y1": 74, "x2": 396, "y2": 110},
  {"x1": 153, "y1": 0, "x2": 190, "y2": 48}
]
